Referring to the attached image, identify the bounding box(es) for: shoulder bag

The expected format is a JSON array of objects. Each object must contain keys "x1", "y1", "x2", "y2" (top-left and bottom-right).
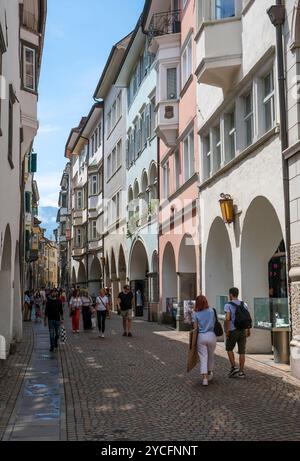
[{"x1": 213, "y1": 308, "x2": 224, "y2": 337}]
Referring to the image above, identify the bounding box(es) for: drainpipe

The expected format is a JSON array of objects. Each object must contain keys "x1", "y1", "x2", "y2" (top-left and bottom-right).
[{"x1": 267, "y1": 1, "x2": 291, "y2": 331}]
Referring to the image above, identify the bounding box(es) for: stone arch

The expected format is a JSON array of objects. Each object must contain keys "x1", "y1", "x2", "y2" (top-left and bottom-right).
[
  {"x1": 149, "y1": 162, "x2": 158, "y2": 199},
  {"x1": 0, "y1": 225, "x2": 12, "y2": 357},
  {"x1": 129, "y1": 239, "x2": 149, "y2": 309},
  {"x1": 110, "y1": 249, "x2": 119, "y2": 311},
  {"x1": 162, "y1": 242, "x2": 177, "y2": 312},
  {"x1": 13, "y1": 242, "x2": 22, "y2": 342},
  {"x1": 77, "y1": 261, "x2": 86, "y2": 287},
  {"x1": 241, "y1": 196, "x2": 285, "y2": 353},
  {"x1": 118, "y1": 245, "x2": 127, "y2": 288},
  {"x1": 205, "y1": 217, "x2": 233, "y2": 309},
  {"x1": 89, "y1": 257, "x2": 102, "y2": 296},
  {"x1": 178, "y1": 234, "x2": 197, "y2": 302},
  {"x1": 71, "y1": 267, "x2": 76, "y2": 285}
]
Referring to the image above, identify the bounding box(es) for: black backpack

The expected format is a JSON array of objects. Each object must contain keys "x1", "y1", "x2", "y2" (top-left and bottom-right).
[{"x1": 230, "y1": 301, "x2": 252, "y2": 330}]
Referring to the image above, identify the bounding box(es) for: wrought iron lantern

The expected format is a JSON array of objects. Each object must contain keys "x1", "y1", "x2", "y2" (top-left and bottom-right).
[{"x1": 219, "y1": 193, "x2": 234, "y2": 224}]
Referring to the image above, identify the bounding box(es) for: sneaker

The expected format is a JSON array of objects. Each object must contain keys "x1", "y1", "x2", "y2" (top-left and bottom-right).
[
  {"x1": 123, "y1": 332, "x2": 127, "y2": 337},
  {"x1": 228, "y1": 366, "x2": 239, "y2": 378},
  {"x1": 128, "y1": 332, "x2": 132, "y2": 337},
  {"x1": 76, "y1": 330, "x2": 80, "y2": 333},
  {"x1": 101, "y1": 333, "x2": 104, "y2": 338},
  {"x1": 237, "y1": 371, "x2": 246, "y2": 379},
  {"x1": 208, "y1": 372, "x2": 213, "y2": 382},
  {"x1": 202, "y1": 378, "x2": 208, "y2": 386}
]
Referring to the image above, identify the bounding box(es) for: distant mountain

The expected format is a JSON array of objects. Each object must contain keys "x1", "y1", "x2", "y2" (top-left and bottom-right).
[{"x1": 38, "y1": 206, "x2": 58, "y2": 240}]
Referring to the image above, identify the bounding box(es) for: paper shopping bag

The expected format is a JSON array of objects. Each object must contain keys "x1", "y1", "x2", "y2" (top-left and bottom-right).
[{"x1": 187, "y1": 327, "x2": 199, "y2": 372}]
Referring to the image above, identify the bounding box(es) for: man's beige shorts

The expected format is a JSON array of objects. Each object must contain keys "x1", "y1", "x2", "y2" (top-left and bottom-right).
[{"x1": 120, "y1": 309, "x2": 133, "y2": 319}]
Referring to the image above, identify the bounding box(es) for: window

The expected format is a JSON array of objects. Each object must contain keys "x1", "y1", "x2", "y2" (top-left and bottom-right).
[
  {"x1": 182, "y1": 38, "x2": 192, "y2": 87},
  {"x1": 263, "y1": 71, "x2": 275, "y2": 132},
  {"x1": 167, "y1": 68, "x2": 177, "y2": 100},
  {"x1": 60, "y1": 222, "x2": 66, "y2": 236},
  {"x1": 112, "y1": 147, "x2": 117, "y2": 174},
  {"x1": 25, "y1": 191, "x2": 31, "y2": 213},
  {"x1": 76, "y1": 190, "x2": 83, "y2": 210},
  {"x1": 61, "y1": 194, "x2": 67, "y2": 208},
  {"x1": 214, "y1": 124, "x2": 222, "y2": 170},
  {"x1": 226, "y1": 110, "x2": 236, "y2": 161},
  {"x1": 0, "y1": 24, "x2": 6, "y2": 136},
  {"x1": 162, "y1": 161, "x2": 169, "y2": 199},
  {"x1": 23, "y1": 45, "x2": 36, "y2": 91},
  {"x1": 107, "y1": 111, "x2": 111, "y2": 135},
  {"x1": 183, "y1": 130, "x2": 195, "y2": 182},
  {"x1": 244, "y1": 92, "x2": 253, "y2": 147},
  {"x1": 215, "y1": 0, "x2": 235, "y2": 19},
  {"x1": 98, "y1": 122, "x2": 102, "y2": 148},
  {"x1": 150, "y1": 97, "x2": 156, "y2": 137},
  {"x1": 8, "y1": 85, "x2": 15, "y2": 168},
  {"x1": 203, "y1": 134, "x2": 211, "y2": 179},
  {"x1": 94, "y1": 131, "x2": 98, "y2": 153},
  {"x1": 89, "y1": 175, "x2": 98, "y2": 196},
  {"x1": 117, "y1": 92, "x2": 122, "y2": 120},
  {"x1": 90, "y1": 220, "x2": 98, "y2": 240},
  {"x1": 183, "y1": 0, "x2": 188, "y2": 9},
  {"x1": 112, "y1": 101, "x2": 116, "y2": 127},
  {"x1": 174, "y1": 149, "x2": 180, "y2": 191},
  {"x1": 117, "y1": 140, "x2": 122, "y2": 168},
  {"x1": 107, "y1": 154, "x2": 111, "y2": 178},
  {"x1": 76, "y1": 228, "x2": 82, "y2": 247}
]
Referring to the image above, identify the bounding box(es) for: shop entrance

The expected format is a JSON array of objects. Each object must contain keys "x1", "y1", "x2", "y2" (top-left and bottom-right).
[{"x1": 130, "y1": 279, "x2": 147, "y2": 317}]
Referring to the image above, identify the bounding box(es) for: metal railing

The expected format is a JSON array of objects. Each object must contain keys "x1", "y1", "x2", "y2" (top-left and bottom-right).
[{"x1": 149, "y1": 10, "x2": 181, "y2": 38}]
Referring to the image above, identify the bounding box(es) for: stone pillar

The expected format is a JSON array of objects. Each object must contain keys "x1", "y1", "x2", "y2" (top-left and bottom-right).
[{"x1": 290, "y1": 244, "x2": 300, "y2": 379}]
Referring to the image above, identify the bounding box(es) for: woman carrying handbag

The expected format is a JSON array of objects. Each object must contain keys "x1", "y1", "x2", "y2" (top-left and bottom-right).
[{"x1": 192, "y1": 295, "x2": 223, "y2": 386}]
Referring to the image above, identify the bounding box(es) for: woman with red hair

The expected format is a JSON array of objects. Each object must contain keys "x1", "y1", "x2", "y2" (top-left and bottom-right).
[{"x1": 192, "y1": 295, "x2": 217, "y2": 386}]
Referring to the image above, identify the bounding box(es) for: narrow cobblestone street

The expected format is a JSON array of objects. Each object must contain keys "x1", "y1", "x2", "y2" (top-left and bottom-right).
[{"x1": 1, "y1": 315, "x2": 300, "y2": 441}]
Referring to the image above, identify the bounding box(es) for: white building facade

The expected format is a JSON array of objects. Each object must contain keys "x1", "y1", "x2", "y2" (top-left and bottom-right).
[
  {"x1": 0, "y1": 0, "x2": 46, "y2": 358},
  {"x1": 94, "y1": 35, "x2": 131, "y2": 309},
  {"x1": 196, "y1": 0, "x2": 287, "y2": 355},
  {"x1": 115, "y1": 23, "x2": 159, "y2": 316}
]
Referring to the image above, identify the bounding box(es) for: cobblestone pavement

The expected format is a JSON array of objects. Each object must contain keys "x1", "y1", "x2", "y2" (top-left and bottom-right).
[
  {"x1": 2, "y1": 317, "x2": 300, "y2": 441},
  {"x1": 60, "y1": 314, "x2": 300, "y2": 441}
]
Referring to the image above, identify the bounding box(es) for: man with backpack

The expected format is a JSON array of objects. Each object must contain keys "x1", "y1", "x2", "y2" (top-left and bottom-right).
[{"x1": 224, "y1": 287, "x2": 252, "y2": 379}]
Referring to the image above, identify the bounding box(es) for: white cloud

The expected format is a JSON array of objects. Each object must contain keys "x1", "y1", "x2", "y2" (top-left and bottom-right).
[
  {"x1": 35, "y1": 171, "x2": 61, "y2": 208},
  {"x1": 38, "y1": 124, "x2": 61, "y2": 134}
]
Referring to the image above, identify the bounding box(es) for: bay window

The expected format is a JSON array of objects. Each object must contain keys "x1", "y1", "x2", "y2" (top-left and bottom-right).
[
  {"x1": 215, "y1": 0, "x2": 235, "y2": 19},
  {"x1": 76, "y1": 190, "x2": 83, "y2": 210},
  {"x1": 167, "y1": 68, "x2": 177, "y2": 100}
]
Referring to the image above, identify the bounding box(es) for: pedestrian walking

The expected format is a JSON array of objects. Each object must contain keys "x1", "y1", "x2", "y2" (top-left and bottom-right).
[
  {"x1": 44, "y1": 289, "x2": 64, "y2": 352},
  {"x1": 34, "y1": 290, "x2": 43, "y2": 322},
  {"x1": 224, "y1": 287, "x2": 252, "y2": 379},
  {"x1": 105, "y1": 287, "x2": 112, "y2": 311},
  {"x1": 117, "y1": 285, "x2": 134, "y2": 337},
  {"x1": 69, "y1": 290, "x2": 82, "y2": 333},
  {"x1": 95, "y1": 288, "x2": 110, "y2": 338},
  {"x1": 81, "y1": 289, "x2": 93, "y2": 331},
  {"x1": 23, "y1": 291, "x2": 31, "y2": 321},
  {"x1": 135, "y1": 288, "x2": 144, "y2": 317},
  {"x1": 29, "y1": 291, "x2": 34, "y2": 321},
  {"x1": 192, "y1": 295, "x2": 217, "y2": 386}
]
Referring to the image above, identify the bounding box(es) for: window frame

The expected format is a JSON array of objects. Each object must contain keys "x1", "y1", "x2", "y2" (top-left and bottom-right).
[
  {"x1": 183, "y1": 130, "x2": 195, "y2": 182},
  {"x1": 181, "y1": 37, "x2": 192, "y2": 88},
  {"x1": 244, "y1": 91, "x2": 254, "y2": 147},
  {"x1": 22, "y1": 42, "x2": 37, "y2": 93},
  {"x1": 263, "y1": 70, "x2": 275, "y2": 132}
]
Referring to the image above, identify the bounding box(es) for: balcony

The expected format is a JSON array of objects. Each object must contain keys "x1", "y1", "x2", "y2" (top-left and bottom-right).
[
  {"x1": 195, "y1": 17, "x2": 242, "y2": 90},
  {"x1": 149, "y1": 10, "x2": 181, "y2": 38}
]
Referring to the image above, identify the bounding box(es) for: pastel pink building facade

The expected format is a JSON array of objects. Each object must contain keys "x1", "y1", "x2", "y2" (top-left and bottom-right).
[{"x1": 144, "y1": 0, "x2": 200, "y2": 324}]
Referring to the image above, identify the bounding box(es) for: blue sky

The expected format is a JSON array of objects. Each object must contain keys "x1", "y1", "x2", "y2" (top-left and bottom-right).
[{"x1": 35, "y1": 0, "x2": 145, "y2": 208}]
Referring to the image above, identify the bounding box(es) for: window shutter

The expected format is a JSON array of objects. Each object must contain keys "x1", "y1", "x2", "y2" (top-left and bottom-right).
[
  {"x1": 25, "y1": 191, "x2": 31, "y2": 213},
  {"x1": 29, "y1": 152, "x2": 37, "y2": 173}
]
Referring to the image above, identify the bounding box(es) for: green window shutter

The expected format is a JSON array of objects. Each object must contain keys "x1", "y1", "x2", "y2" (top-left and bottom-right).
[
  {"x1": 25, "y1": 230, "x2": 31, "y2": 252},
  {"x1": 29, "y1": 152, "x2": 37, "y2": 173}
]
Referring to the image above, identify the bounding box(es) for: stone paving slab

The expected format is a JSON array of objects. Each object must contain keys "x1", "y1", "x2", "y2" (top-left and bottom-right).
[{"x1": 3, "y1": 323, "x2": 65, "y2": 441}]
